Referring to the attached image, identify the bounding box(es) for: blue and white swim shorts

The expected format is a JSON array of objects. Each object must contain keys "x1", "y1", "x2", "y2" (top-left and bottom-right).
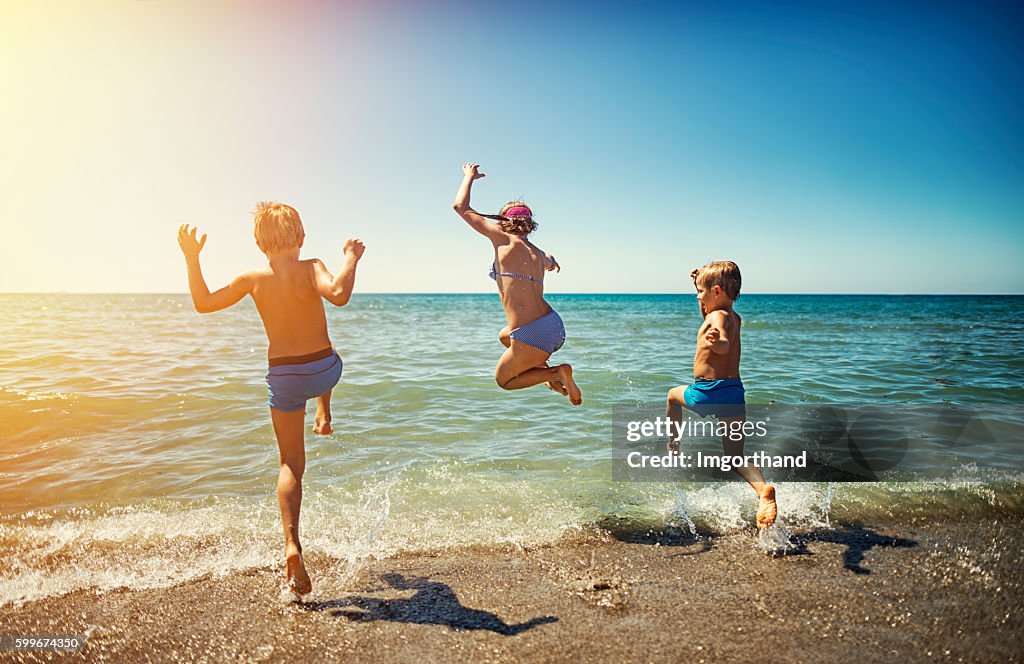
[{"x1": 266, "y1": 347, "x2": 343, "y2": 412}]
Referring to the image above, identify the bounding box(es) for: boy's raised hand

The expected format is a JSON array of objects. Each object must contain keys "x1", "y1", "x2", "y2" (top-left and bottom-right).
[
  {"x1": 463, "y1": 162, "x2": 485, "y2": 180},
  {"x1": 177, "y1": 224, "x2": 207, "y2": 259},
  {"x1": 343, "y1": 237, "x2": 366, "y2": 260}
]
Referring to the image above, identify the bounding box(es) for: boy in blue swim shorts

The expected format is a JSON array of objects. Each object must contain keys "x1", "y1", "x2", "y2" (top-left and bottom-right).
[
  {"x1": 178, "y1": 202, "x2": 365, "y2": 596},
  {"x1": 666, "y1": 261, "x2": 778, "y2": 529}
]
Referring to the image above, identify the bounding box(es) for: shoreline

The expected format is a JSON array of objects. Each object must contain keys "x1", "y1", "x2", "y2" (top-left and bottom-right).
[{"x1": 3, "y1": 515, "x2": 1022, "y2": 662}]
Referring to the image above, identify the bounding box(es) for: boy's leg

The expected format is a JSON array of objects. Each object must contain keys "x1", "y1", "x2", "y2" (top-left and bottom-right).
[
  {"x1": 313, "y1": 390, "x2": 333, "y2": 435},
  {"x1": 666, "y1": 386, "x2": 692, "y2": 453},
  {"x1": 495, "y1": 342, "x2": 582, "y2": 405},
  {"x1": 721, "y1": 415, "x2": 777, "y2": 529},
  {"x1": 270, "y1": 406, "x2": 312, "y2": 595}
]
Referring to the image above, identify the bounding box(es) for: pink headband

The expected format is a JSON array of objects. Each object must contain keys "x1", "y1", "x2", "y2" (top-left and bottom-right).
[{"x1": 503, "y1": 206, "x2": 532, "y2": 219}]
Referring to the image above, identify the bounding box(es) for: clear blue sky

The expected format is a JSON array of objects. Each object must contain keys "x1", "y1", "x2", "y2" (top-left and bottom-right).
[{"x1": 1, "y1": 0, "x2": 1021, "y2": 293}]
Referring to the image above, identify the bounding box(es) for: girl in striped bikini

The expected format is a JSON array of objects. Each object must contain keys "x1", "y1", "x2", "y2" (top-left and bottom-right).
[{"x1": 453, "y1": 162, "x2": 582, "y2": 405}]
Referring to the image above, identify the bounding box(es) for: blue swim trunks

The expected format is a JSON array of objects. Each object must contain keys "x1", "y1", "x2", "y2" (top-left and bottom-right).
[
  {"x1": 509, "y1": 310, "x2": 566, "y2": 355},
  {"x1": 683, "y1": 378, "x2": 746, "y2": 418},
  {"x1": 266, "y1": 348, "x2": 343, "y2": 412}
]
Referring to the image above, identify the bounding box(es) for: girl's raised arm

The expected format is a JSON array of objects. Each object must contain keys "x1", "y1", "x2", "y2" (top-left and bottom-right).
[{"x1": 453, "y1": 162, "x2": 505, "y2": 241}]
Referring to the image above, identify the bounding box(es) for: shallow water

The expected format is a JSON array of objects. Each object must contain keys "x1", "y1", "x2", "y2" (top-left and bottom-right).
[{"x1": 1, "y1": 293, "x2": 1022, "y2": 604}]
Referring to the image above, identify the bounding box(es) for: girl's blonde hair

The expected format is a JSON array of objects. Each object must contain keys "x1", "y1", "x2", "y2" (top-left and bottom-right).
[
  {"x1": 252, "y1": 201, "x2": 304, "y2": 253},
  {"x1": 695, "y1": 260, "x2": 742, "y2": 300},
  {"x1": 480, "y1": 200, "x2": 538, "y2": 236}
]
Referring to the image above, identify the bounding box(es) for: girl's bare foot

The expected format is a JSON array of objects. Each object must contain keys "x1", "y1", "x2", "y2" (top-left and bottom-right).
[
  {"x1": 756, "y1": 485, "x2": 778, "y2": 530},
  {"x1": 540, "y1": 362, "x2": 568, "y2": 395},
  {"x1": 546, "y1": 380, "x2": 569, "y2": 396},
  {"x1": 285, "y1": 542, "x2": 312, "y2": 596},
  {"x1": 556, "y1": 364, "x2": 583, "y2": 406}
]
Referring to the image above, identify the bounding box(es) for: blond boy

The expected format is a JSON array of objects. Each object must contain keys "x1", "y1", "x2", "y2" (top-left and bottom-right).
[
  {"x1": 666, "y1": 261, "x2": 777, "y2": 529},
  {"x1": 177, "y1": 202, "x2": 364, "y2": 595}
]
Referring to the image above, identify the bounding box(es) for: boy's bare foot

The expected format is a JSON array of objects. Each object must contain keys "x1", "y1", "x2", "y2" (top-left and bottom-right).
[
  {"x1": 756, "y1": 485, "x2": 778, "y2": 530},
  {"x1": 667, "y1": 437, "x2": 679, "y2": 455},
  {"x1": 311, "y1": 393, "x2": 331, "y2": 436},
  {"x1": 285, "y1": 543, "x2": 312, "y2": 596},
  {"x1": 313, "y1": 392, "x2": 333, "y2": 435},
  {"x1": 313, "y1": 412, "x2": 332, "y2": 435},
  {"x1": 556, "y1": 364, "x2": 583, "y2": 406}
]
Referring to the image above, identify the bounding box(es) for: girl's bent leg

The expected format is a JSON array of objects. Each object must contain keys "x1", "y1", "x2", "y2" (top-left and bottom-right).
[
  {"x1": 495, "y1": 342, "x2": 582, "y2": 405},
  {"x1": 501, "y1": 326, "x2": 566, "y2": 395},
  {"x1": 270, "y1": 406, "x2": 312, "y2": 595}
]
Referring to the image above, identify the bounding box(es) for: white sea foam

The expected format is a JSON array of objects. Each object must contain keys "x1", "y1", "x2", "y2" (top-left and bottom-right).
[
  {"x1": 3, "y1": 469, "x2": 1022, "y2": 606},
  {"x1": 0, "y1": 472, "x2": 586, "y2": 606}
]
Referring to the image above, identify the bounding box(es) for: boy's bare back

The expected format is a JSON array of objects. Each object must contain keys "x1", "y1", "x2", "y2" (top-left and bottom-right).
[{"x1": 246, "y1": 258, "x2": 333, "y2": 360}]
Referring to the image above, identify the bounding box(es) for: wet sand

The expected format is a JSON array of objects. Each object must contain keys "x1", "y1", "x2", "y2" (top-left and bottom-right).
[{"x1": 3, "y1": 516, "x2": 1022, "y2": 663}]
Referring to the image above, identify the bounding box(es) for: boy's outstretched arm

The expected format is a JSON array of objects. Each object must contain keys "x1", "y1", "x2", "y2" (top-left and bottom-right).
[
  {"x1": 704, "y1": 310, "x2": 732, "y2": 354},
  {"x1": 177, "y1": 224, "x2": 253, "y2": 314},
  {"x1": 313, "y1": 238, "x2": 365, "y2": 306}
]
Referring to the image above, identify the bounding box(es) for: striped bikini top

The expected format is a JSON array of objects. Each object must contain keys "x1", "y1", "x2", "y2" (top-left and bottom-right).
[{"x1": 489, "y1": 262, "x2": 542, "y2": 284}]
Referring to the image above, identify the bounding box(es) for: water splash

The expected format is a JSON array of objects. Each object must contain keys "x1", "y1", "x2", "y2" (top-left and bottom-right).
[
  {"x1": 756, "y1": 520, "x2": 796, "y2": 555},
  {"x1": 665, "y1": 488, "x2": 699, "y2": 536}
]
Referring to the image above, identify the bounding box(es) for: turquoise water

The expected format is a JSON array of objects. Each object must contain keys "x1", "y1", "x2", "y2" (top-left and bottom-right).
[{"x1": 1, "y1": 294, "x2": 1022, "y2": 604}]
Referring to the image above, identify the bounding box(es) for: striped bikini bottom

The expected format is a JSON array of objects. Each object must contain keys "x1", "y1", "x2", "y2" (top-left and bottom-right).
[{"x1": 509, "y1": 310, "x2": 565, "y2": 355}]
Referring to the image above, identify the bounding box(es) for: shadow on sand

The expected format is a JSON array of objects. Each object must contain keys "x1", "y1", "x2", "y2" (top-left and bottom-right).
[
  {"x1": 788, "y1": 523, "x2": 919, "y2": 574},
  {"x1": 305, "y1": 573, "x2": 557, "y2": 635},
  {"x1": 600, "y1": 518, "x2": 916, "y2": 573},
  {"x1": 598, "y1": 517, "x2": 716, "y2": 556}
]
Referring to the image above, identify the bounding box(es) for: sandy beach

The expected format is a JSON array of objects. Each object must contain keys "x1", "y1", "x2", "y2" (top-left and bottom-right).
[{"x1": 3, "y1": 512, "x2": 1022, "y2": 663}]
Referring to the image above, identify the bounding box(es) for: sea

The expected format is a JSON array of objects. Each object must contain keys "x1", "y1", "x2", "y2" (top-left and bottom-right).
[{"x1": 2, "y1": 293, "x2": 1022, "y2": 605}]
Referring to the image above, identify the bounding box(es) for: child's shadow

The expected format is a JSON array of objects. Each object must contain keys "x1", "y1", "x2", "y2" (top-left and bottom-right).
[
  {"x1": 598, "y1": 517, "x2": 715, "y2": 557},
  {"x1": 305, "y1": 573, "x2": 558, "y2": 635},
  {"x1": 789, "y1": 523, "x2": 918, "y2": 575}
]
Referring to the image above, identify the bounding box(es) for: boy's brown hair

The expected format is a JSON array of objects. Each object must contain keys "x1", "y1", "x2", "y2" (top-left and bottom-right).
[
  {"x1": 253, "y1": 201, "x2": 304, "y2": 253},
  {"x1": 695, "y1": 260, "x2": 742, "y2": 300}
]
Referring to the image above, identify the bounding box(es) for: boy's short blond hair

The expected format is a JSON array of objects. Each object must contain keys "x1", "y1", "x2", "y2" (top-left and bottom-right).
[
  {"x1": 253, "y1": 201, "x2": 304, "y2": 253},
  {"x1": 695, "y1": 260, "x2": 742, "y2": 300}
]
